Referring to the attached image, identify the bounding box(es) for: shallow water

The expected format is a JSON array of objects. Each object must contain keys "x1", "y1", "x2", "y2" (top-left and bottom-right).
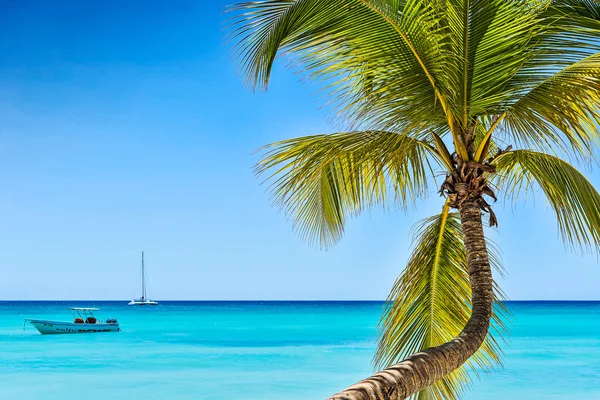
[{"x1": 1, "y1": 301, "x2": 598, "y2": 399}]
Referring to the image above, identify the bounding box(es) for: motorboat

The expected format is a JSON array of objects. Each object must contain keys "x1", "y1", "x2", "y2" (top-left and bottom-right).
[
  {"x1": 25, "y1": 308, "x2": 120, "y2": 334},
  {"x1": 129, "y1": 251, "x2": 158, "y2": 306}
]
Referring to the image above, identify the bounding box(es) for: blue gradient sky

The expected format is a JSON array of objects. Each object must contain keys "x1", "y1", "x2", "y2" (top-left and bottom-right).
[{"x1": 0, "y1": 0, "x2": 598, "y2": 300}]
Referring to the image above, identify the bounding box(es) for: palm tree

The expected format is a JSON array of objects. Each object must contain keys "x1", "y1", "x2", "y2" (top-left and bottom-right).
[{"x1": 229, "y1": 1, "x2": 600, "y2": 399}]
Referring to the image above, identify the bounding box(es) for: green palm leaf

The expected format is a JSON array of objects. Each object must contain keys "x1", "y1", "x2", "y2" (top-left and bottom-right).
[
  {"x1": 504, "y1": 53, "x2": 600, "y2": 159},
  {"x1": 441, "y1": 0, "x2": 548, "y2": 119},
  {"x1": 230, "y1": 1, "x2": 600, "y2": 163},
  {"x1": 228, "y1": 0, "x2": 456, "y2": 134},
  {"x1": 545, "y1": 0, "x2": 600, "y2": 33},
  {"x1": 374, "y1": 203, "x2": 507, "y2": 400},
  {"x1": 494, "y1": 150, "x2": 600, "y2": 251},
  {"x1": 256, "y1": 131, "x2": 434, "y2": 248}
]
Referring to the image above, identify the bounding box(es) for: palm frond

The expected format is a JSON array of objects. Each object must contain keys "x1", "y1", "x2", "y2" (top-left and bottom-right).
[
  {"x1": 228, "y1": 0, "x2": 455, "y2": 132},
  {"x1": 545, "y1": 0, "x2": 600, "y2": 34},
  {"x1": 441, "y1": 0, "x2": 549, "y2": 120},
  {"x1": 374, "y1": 203, "x2": 507, "y2": 400},
  {"x1": 229, "y1": 2, "x2": 600, "y2": 160},
  {"x1": 256, "y1": 130, "x2": 434, "y2": 249},
  {"x1": 504, "y1": 52, "x2": 600, "y2": 160},
  {"x1": 494, "y1": 150, "x2": 600, "y2": 252}
]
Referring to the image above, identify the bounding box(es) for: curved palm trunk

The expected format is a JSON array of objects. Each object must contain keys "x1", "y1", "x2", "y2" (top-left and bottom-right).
[{"x1": 328, "y1": 199, "x2": 493, "y2": 400}]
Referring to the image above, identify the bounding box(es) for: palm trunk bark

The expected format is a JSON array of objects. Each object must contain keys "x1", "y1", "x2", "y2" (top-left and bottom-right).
[{"x1": 328, "y1": 199, "x2": 494, "y2": 400}]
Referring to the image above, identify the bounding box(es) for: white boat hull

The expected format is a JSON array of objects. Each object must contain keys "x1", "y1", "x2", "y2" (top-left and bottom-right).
[
  {"x1": 128, "y1": 300, "x2": 158, "y2": 306},
  {"x1": 28, "y1": 320, "x2": 120, "y2": 335}
]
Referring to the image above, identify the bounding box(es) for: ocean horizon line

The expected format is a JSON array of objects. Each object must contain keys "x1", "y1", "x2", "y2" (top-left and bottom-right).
[{"x1": 1, "y1": 299, "x2": 599, "y2": 303}]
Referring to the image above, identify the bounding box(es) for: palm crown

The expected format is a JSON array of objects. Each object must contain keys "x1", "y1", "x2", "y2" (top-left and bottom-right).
[{"x1": 230, "y1": 1, "x2": 600, "y2": 399}]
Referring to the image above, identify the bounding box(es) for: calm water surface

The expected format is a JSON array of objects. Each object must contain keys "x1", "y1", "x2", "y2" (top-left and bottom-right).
[{"x1": 0, "y1": 301, "x2": 598, "y2": 399}]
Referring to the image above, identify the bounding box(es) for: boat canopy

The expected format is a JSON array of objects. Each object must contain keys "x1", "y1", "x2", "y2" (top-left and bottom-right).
[{"x1": 70, "y1": 308, "x2": 99, "y2": 322}]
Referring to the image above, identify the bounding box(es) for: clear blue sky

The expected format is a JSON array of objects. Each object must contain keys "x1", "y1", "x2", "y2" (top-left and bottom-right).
[{"x1": 0, "y1": 0, "x2": 598, "y2": 300}]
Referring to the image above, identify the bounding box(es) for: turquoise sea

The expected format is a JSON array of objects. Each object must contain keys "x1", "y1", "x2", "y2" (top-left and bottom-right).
[{"x1": 1, "y1": 301, "x2": 599, "y2": 399}]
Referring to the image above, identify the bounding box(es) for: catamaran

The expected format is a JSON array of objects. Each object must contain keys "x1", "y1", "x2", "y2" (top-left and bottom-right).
[
  {"x1": 129, "y1": 251, "x2": 158, "y2": 306},
  {"x1": 25, "y1": 308, "x2": 120, "y2": 335}
]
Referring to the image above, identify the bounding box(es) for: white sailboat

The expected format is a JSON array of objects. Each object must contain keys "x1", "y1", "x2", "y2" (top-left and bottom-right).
[{"x1": 128, "y1": 251, "x2": 158, "y2": 306}]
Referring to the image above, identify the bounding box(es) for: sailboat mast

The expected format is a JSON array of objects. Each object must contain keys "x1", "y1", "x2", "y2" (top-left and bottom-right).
[{"x1": 142, "y1": 251, "x2": 146, "y2": 300}]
